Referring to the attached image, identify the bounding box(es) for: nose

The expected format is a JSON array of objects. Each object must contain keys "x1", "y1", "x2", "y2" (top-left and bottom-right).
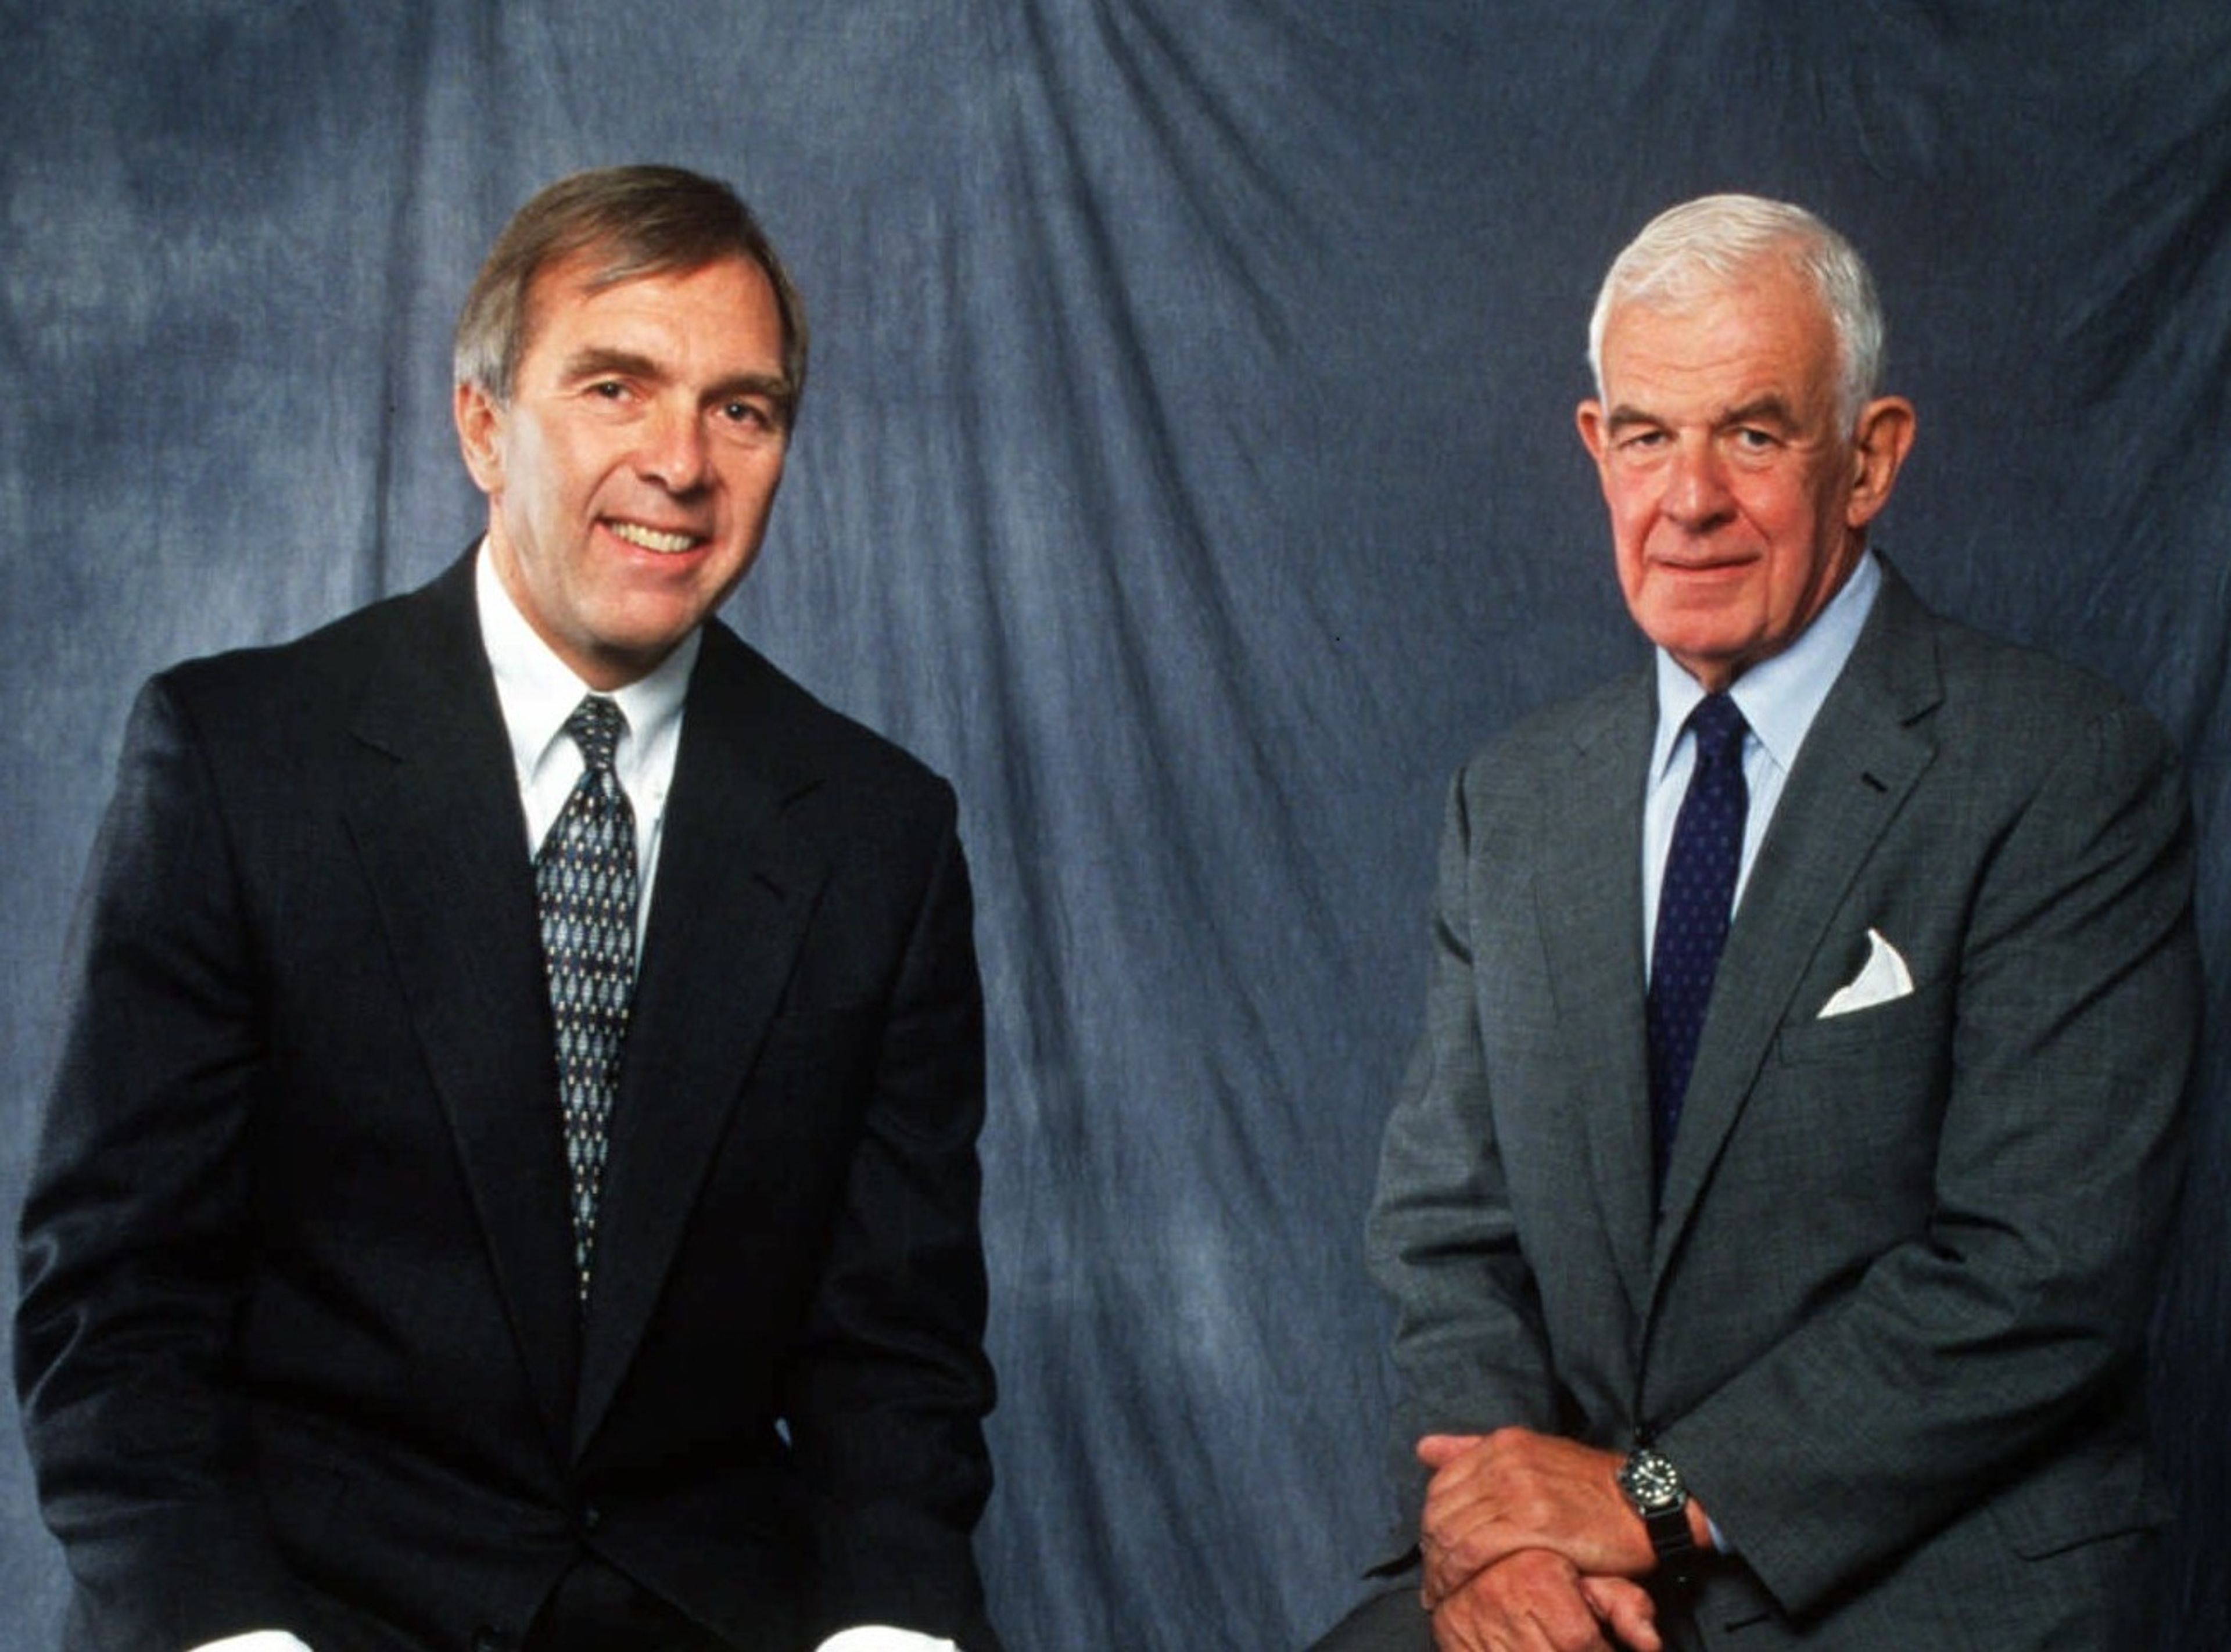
[
  {"x1": 636, "y1": 400, "x2": 708, "y2": 493},
  {"x1": 1662, "y1": 435, "x2": 1734, "y2": 532}
]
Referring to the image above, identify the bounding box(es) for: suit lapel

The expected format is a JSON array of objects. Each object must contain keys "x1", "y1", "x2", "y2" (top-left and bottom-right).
[
  {"x1": 571, "y1": 624, "x2": 833, "y2": 1452},
  {"x1": 1535, "y1": 673, "x2": 1658, "y2": 1323},
  {"x1": 1650, "y1": 572, "x2": 1943, "y2": 1283},
  {"x1": 338, "y1": 555, "x2": 582, "y2": 1446}
]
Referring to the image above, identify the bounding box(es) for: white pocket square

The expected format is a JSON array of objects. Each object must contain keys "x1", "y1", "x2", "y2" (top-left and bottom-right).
[{"x1": 1817, "y1": 927, "x2": 1914, "y2": 1018}]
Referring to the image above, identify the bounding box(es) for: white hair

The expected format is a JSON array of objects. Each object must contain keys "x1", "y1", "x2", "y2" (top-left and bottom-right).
[{"x1": 1586, "y1": 194, "x2": 1886, "y2": 432}]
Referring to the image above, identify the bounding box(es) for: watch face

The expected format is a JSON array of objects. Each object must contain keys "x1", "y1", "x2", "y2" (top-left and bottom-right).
[{"x1": 1621, "y1": 1449, "x2": 1683, "y2": 1510}]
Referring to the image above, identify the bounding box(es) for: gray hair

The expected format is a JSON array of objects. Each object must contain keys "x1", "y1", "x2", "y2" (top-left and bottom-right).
[{"x1": 1586, "y1": 194, "x2": 1885, "y2": 432}]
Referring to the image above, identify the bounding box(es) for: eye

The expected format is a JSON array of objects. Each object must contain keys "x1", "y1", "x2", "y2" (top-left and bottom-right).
[
  {"x1": 716, "y1": 397, "x2": 786, "y2": 440},
  {"x1": 589, "y1": 380, "x2": 630, "y2": 402},
  {"x1": 725, "y1": 395, "x2": 785, "y2": 427},
  {"x1": 1733, "y1": 426, "x2": 1778, "y2": 452}
]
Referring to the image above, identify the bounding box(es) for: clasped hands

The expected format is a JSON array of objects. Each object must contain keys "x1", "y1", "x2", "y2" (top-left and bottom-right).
[{"x1": 1415, "y1": 1429, "x2": 1703, "y2": 1652}]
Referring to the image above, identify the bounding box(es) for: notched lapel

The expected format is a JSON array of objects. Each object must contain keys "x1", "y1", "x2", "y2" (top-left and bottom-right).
[
  {"x1": 571, "y1": 633, "x2": 833, "y2": 1452},
  {"x1": 1534, "y1": 677, "x2": 1657, "y2": 1324},
  {"x1": 1651, "y1": 578, "x2": 1945, "y2": 1283},
  {"x1": 339, "y1": 566, "x2": 583, "y2": 1446}
]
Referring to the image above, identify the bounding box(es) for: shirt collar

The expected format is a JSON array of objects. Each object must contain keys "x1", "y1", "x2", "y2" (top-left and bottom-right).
[
  {"x1": 1650, "y1": 550, "x2": 1882, "y2": 782},
  {"x1": 475, "y1": 540, "x2": 698, "y2": 780}
]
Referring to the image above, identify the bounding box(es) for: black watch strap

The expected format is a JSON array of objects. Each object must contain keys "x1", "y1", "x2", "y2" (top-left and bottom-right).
[{"x1": 1641, "y1": 1502, "x2": 1696, "y2": 1576}]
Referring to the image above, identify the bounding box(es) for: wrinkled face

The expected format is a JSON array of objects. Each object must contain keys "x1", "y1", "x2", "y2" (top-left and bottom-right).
[
  {"x1": 1576, "y1": 263, "x2": 1910, "y2": 690},
  {"x1": 455, "y1": 253, "x2": 792, "y2": 688}
]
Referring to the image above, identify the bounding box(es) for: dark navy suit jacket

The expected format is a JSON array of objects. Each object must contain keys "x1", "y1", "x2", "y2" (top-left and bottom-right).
[{"x1": 19, "y1": 552, "x2": 999, "y2": 1651}]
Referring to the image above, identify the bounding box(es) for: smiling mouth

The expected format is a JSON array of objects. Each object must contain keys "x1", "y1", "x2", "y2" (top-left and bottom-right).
[{"x1": 607, "y1": 520, "x2": 700, "y2": 554}]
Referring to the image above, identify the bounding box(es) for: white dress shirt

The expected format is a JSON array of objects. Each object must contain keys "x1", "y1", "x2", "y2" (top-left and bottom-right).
[
  {"x1": 184, "y1": 549, "x2": 955, "y2": 1652},
  {"x1": 478, "y1": 543, "x2": 694, "y2": 937}
]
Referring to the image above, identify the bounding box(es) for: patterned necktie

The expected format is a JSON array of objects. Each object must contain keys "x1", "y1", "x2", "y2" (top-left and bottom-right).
[
  {"x1": 1647, "y1": 692, "x2": 1749, "y2": 1197},
  {"x1": 535, "y1": 694, "x2": 639, "y2": 1302}
]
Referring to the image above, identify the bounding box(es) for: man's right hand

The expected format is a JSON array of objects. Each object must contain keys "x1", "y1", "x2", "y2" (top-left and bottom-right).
[
  {"x1": 1417, "y1": 1430, "x2": 1665, "y2": 1606},
  {"x1": 1427, "y1": 1550, "x2": 1660, "y2": 1652}
]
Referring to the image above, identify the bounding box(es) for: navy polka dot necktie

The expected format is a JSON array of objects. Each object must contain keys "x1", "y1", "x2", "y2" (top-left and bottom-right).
[
  {"x1": 1647, "y1": 692, "x2": 1749, "y2": 1199},
  {"x1": 534, "y1": 695, "x2": 639, "y2": 1302}
]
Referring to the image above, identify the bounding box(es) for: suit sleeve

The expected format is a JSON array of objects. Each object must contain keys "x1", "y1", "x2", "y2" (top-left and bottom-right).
[
  {"x1": 780, "y1": 787, "x2": 1000, "y2": 1650},
  {"x1": 1364, "y1": 769, "x2": 1565, "y2": 1550},
  {"x1": 15, "y1": 676, "x2": 306, "y2": 1650},
  {"x1": 1662, "y1": 700, "x2": 2200, "y2": 1615}
]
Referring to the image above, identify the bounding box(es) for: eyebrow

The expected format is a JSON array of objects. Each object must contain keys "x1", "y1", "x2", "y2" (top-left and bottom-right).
[
  {"x1": 559, "y1": 346, "x2": 663, "y2": 385},
  {"x1": 1719, "y1": 395, "x2": 1799, "y2": 429},
  {"x1": 1604, "y1": 394, "x2": 1800, "y2": 434},
  {"x1": 559, "y1": 347, "x2": 796, "y2": 415}
]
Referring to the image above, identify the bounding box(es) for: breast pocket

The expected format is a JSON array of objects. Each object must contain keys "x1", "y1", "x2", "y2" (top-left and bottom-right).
[
  {"x1": 1774, "y1": 975, "x2": 1952, "y2": 1068},
  {"x1": 1755, "y1": 979, "x2": 1956, "y2": 1186}
]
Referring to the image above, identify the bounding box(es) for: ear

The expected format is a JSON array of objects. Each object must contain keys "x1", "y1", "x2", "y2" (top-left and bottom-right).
[
  {"x1": 1576, "y1": 398, "x2": 1611, "y2": 466},
  {"x1": 1845, "y1": 396, "x2": 1916, "y2": 530},
  {"x1": 454, "y1": 379, "x2": 507, "y2": 496}
]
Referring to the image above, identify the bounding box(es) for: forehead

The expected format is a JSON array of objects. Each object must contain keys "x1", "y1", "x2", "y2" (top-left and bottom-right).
[
  {"x1": 519, "y1": 252, "x2": 784, "y2": 367},
  {"x1": 1599, "y1": 265, "x2": 1838, "y2": 415}
]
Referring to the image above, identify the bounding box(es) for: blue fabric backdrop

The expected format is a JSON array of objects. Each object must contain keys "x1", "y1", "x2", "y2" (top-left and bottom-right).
[{"x1": 5, "y1": 4, "x2": 2226, "y2": 1646}]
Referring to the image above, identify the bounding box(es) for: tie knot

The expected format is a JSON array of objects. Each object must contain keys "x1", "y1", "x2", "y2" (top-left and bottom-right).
[
  {"x1": 1686, "y1": 692, "x2": 1747, "y2": 767},
  {"x1": 564, "y1": 695, "x2": 626, "y2": 774}
]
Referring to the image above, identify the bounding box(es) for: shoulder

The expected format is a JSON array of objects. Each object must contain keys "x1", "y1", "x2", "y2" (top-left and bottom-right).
[
  {"x1": 1446, "y1": 669, "x2": 1650, "y2": 818},
  {"x1": 1881, "y1": 576, "x2": 2183, "y2": 781},
  {"x1": 1481, "y1": 669, "x2": 1645, "y2": 759},
  {"x1": 691, "y1": 620, "x2": 959, "y2": 816},
  {"x1": 142, "y1": 550, "x2": 472, "y2": 717},
  {"x1": 136, "y1": 574, "x2": 460, "y2": 759}
]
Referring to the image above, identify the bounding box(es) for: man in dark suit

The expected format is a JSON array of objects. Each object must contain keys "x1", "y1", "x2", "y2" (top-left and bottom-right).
[
  {"x1": 1316, "y1": 196, "x2": 2198, "y2": 1650},
  {"x1": 17, "y1": 166, "x2": 998, "y2": 1652}
]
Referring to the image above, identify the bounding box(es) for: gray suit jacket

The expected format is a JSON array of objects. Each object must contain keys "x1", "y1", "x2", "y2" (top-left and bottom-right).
[{"x1": 1367, "y1": 566, "x2": 2198, "y2": 1647}]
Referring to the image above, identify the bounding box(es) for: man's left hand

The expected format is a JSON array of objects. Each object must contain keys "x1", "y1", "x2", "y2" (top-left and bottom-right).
[
  {"x1": 1427, "y1": 1549, "x2": 1662, "y2": 1652},
  {"x1": 1416, "y1": 1430, "x2": 1658, "y2": 1608}
]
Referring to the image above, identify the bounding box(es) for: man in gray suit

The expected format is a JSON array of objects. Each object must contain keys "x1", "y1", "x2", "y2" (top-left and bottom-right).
[{"x1": 1315, "y1": 196, "x2": 2199, "y2": 1650}]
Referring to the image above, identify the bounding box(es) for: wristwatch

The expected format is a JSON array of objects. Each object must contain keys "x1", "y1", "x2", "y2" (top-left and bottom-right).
[{"x1": 1617, "y1": 1443, "x2": 1698, "y2": 1583}]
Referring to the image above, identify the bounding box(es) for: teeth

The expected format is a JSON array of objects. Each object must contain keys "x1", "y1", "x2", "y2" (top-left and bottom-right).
[{"x1": 609, "y1": 521, "x2": 696, "y2": 554}]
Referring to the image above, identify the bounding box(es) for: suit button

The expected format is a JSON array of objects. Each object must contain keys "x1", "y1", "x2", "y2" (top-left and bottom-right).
[
  {"x1": 471, "y1": 1631, "x2": 505, "y2": 1652},
  {"x1": 581, "y1": 1503, "x2": 603, "y2": 1532}
]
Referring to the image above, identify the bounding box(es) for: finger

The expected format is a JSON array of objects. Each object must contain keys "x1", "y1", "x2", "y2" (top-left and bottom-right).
[
  {"x1": 1579, "y1": 1575, "x2": 1661, "y2": 1652},
  {"x1": 1439, "y1": 1552, "x2": 1619, "y2": 1652},
  {"x1": 1422, "y1": 1525, "x2": 1512, "y2": 1610},
  {"x1": 1418, "y1": 1432, "x2": 1489, "y2": 1469},
  {"x1": 1432, "y1": 1600, "x2": 1551, "y2": 1652}
]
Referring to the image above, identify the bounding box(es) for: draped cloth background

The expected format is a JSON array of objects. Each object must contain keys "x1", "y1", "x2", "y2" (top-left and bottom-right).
[{"x1": 4, "y1": 5, "x2": 2226, "y2": 1646}]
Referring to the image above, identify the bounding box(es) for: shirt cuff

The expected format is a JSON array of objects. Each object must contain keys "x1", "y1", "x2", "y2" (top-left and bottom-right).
[{"x1": 188, "y1": 1621, "x2": 953, "y2": 1651}]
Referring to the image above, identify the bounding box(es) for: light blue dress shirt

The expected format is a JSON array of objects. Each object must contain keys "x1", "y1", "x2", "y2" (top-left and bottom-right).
[{"x1": 1641, "y1": 552, "x2": 1884, "y2": 978}]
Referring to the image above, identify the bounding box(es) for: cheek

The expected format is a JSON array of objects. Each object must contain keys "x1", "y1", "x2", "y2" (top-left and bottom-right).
[
  {"x1": 1600, "y1": 481, "x2": 1652, "y2": 547},
  {"x1": 721, "y1": 459, "x2": 787, "y2": 533},
  {"x1": 518, "y1": 417, "x2": 611, "y2": 502},
  {"x1": 1758, "y1": 465, "x2": 1842, "y2": 537},
  {"x1": 1754, "y1": 495, "x2": 1836, "y2": 587}
]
